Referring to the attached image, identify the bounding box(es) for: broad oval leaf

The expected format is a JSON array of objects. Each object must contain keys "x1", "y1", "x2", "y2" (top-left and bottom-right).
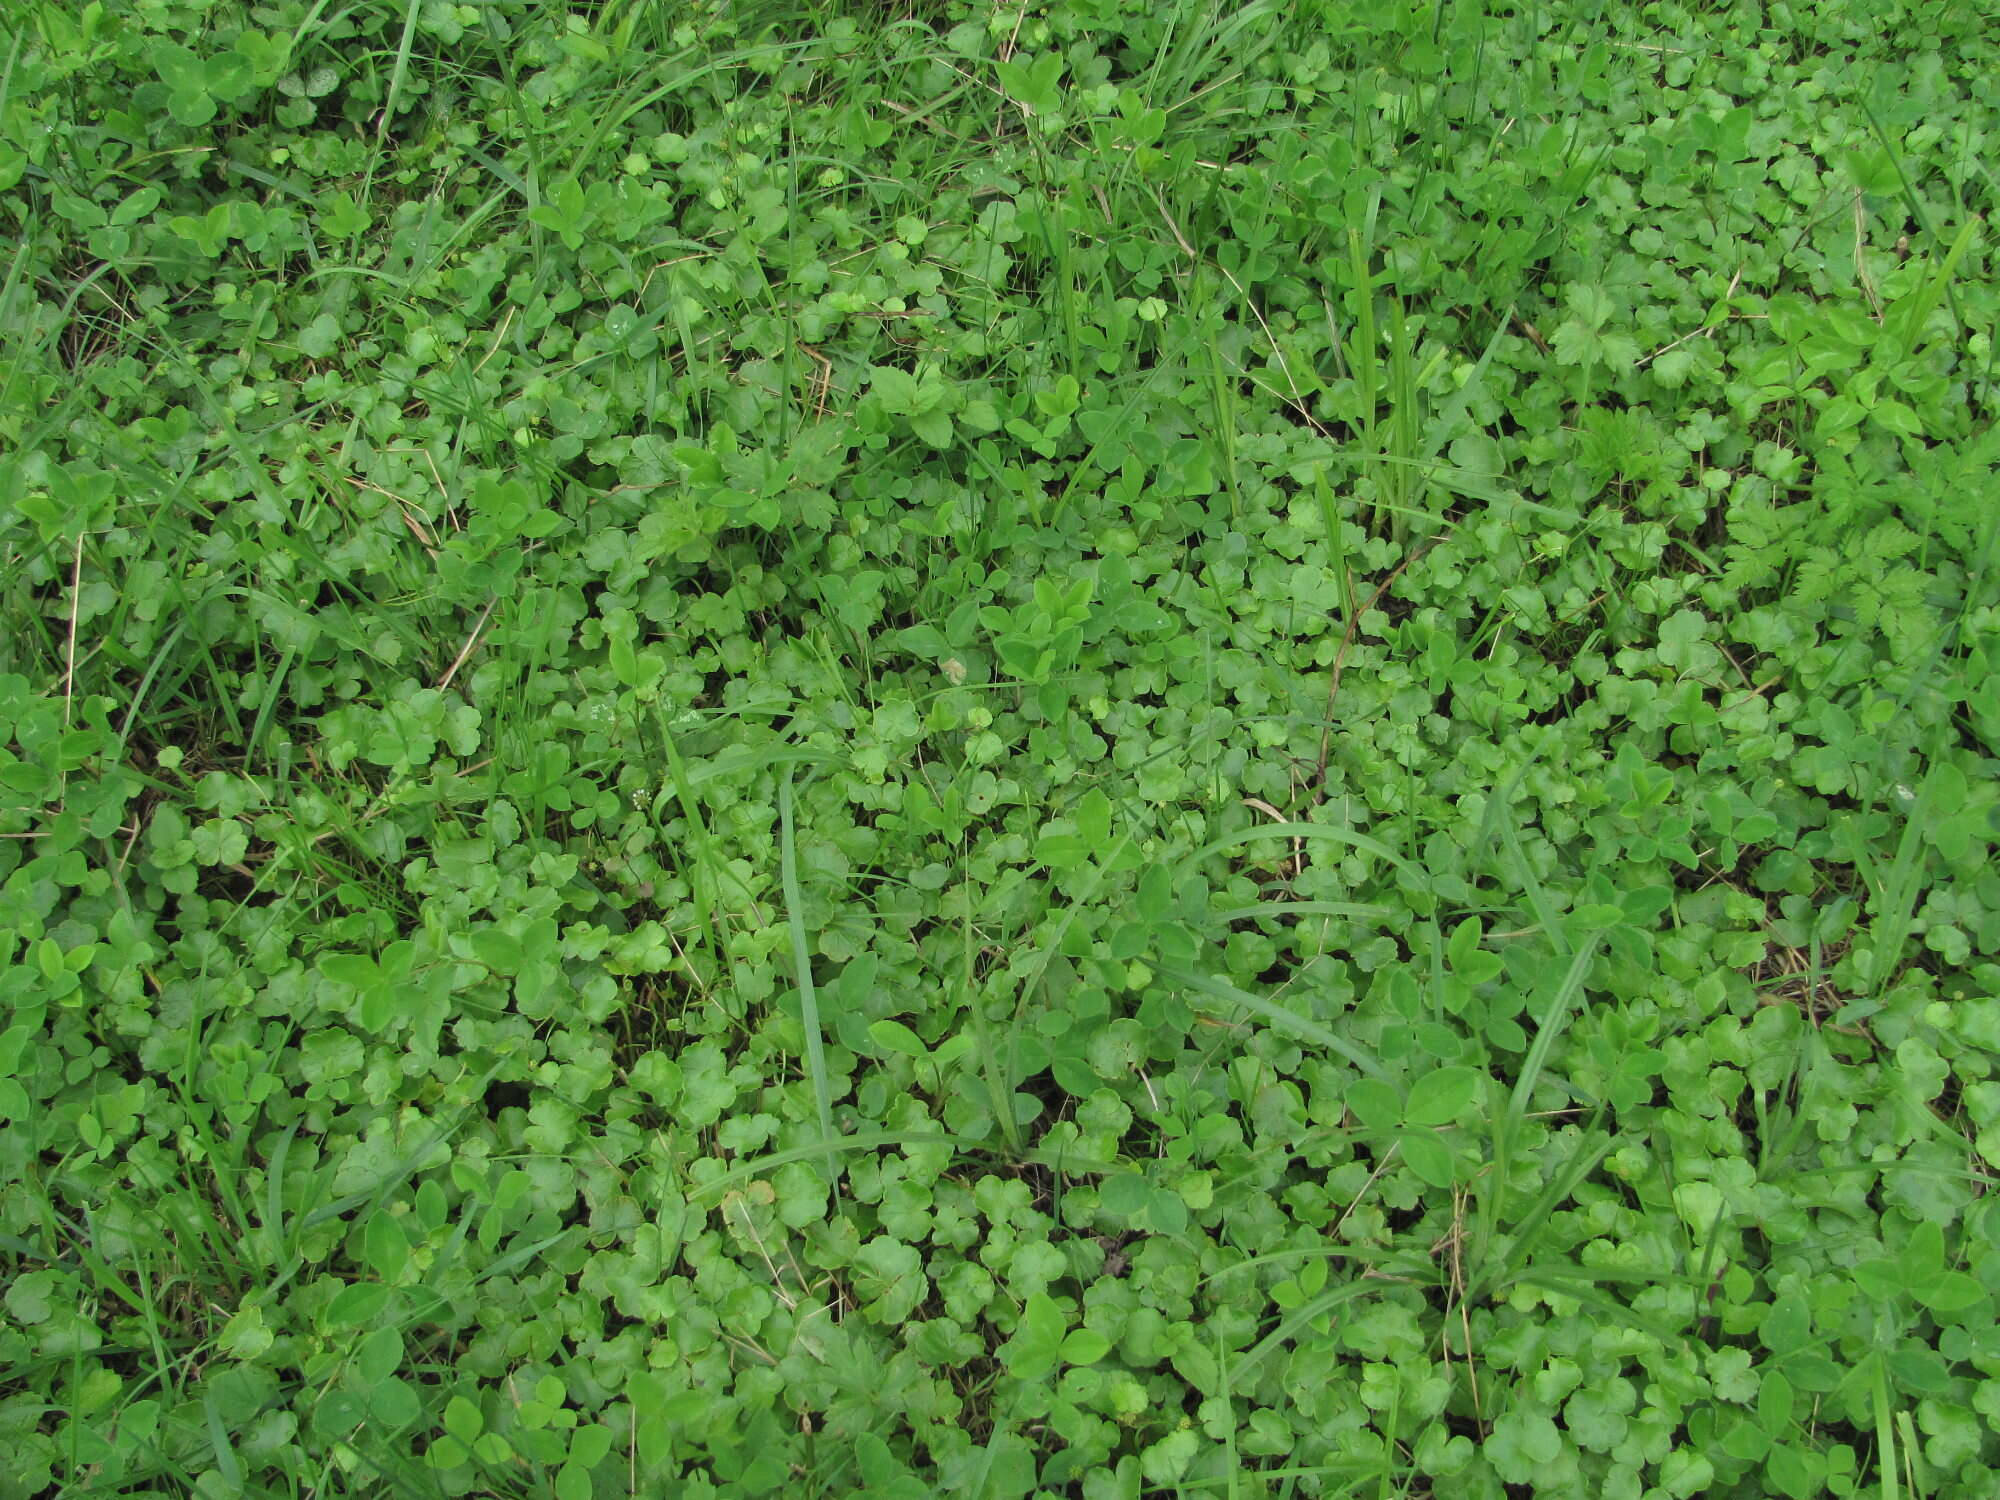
[
  {"x1": 868, "y1": 1019, "x2": 928, "y2": 1059},
  {"x1": 1406, "y1": 1066, "x2": 1480, "y2": 1127}
]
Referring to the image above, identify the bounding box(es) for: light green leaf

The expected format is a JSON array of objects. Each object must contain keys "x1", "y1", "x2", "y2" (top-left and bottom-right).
[{"x1": 1406, "y1": 1066, "x2": 1479, "y2": 1127}]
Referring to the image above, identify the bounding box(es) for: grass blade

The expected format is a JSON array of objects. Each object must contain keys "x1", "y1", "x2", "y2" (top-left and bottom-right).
[
  {"x1": 1232, "y1": 1279, "x2": 1395, "y2": 1384},
  {"x1": 780, "y1": 765, "x2": 840, "y2": 1198},
  {"x1": 687, "y1": 1130, "x2": 1124, "y2": 1205},
  {"x1": 1469, "y1": 931, "x2": 1603, "y2": 1284},
  {"x1": 1152, "y1": 961, "x2": 1390, "y2": 1082},
  {"x1": 1187, "y1": 820, "x2": 1423, "y2": 889},
  {"x1": 653, "y1": 706, "x2": 741, "y2": 998}
]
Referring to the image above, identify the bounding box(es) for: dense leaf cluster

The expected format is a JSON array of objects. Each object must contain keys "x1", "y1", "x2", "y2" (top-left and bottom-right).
[{"x1": 2, "y1": 0, "x2": 1997, "y2": 1496}]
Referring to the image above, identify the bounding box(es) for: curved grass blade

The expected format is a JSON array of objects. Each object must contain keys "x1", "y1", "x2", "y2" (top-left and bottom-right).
[
  {"x1": 780, "y1": 765, "x2": 841, "y2": 1198},
  {"x1": 1185, "y1": 821, "x2": 1422, "y2": 887},
  {"x1": 1152, "y1": 961, "x2": 1390, "y2": 1082}
]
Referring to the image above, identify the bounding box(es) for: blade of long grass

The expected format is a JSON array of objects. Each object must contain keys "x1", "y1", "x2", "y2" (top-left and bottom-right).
[
  {"x1": 372, "y1": 0, "x2": 425, "y2": 158},
  {"x1": 1315, "y1": 466, "x2": 1358, "y2": 622},
  {"x1": 1171, "y1": 1461, "x2": 1385, "y2": 1494},
  {"x1": 1208, "y1": 326, "x2": 1243, "y2": 523},
  {"x1": 1860, "y1": 94, "x2": 1974, "y2": 345},
  {"x1": 1217, "y1": 1320, "x2": 1239, "y2": 1500},
  {"x1": 1891, "y1": 212, "x2": 1981, "y2": 361},
  {"x1": 1186, "y1": 820, "x2": 1422, "y2": 888},
  {"x1": 1198, "y1": 1242, "x2": 1431, "y2": 1286},
  {"x1": 1501, "y1": 1265, "x2": 1693, "y2": 1346},
  {"x1": 1343, "y1": 225, "x2": 1382, "y2": 535},
  {"x1": 653, "y1": 707, "x2": 736, "y2": 995},
  {"x1": 1386, "y1": 289, "x2": 1418, "y2": 528},
  {"x1": 1497, "y1": 815, "x2": 1569, "y2": 957},
  {"x1": 1873, "y1": 1352, "x2": 1899, "y2": 1500},
  {"x1": 302, "y1": 1057, "x2": 508, "y2": 1231},
  {"x1": 1896, "y1": 1409, "x2": 1929, "y2": 1499},
  {"x1": 1467, "y1": 1119, "x2": 1612, "y2": 1303},
  {"x1": 961, "y1": 875, "x2": 1022, "y2": 1155},
  {"x1": 1208, "y1": 900, "x2": 1397, "y2": 925},
  {"x1": 1151, "y1": 961, "x2": 1390, "y2": 1082},
  {"x1": 1469, "y1": 930, "x2": 1603, "y2": 1282},
  {"x1": 687, "y1": 1129, "x2": 1124, "y2": 1205},
  {"x1": 1843, "y1": 763, "x2": 1936, "y2": 1007},
  {"x1": 779, "y1": 765, "x2": 840, "y2": 1199},
  {"x1": 1232, "y1": 1280, "x2": 1392, "y2": 1384}
]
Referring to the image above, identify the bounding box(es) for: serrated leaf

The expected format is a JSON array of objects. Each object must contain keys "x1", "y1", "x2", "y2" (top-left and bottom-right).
[{"x1": 911, "y1": 407, "x2": 954, "y2": 448}]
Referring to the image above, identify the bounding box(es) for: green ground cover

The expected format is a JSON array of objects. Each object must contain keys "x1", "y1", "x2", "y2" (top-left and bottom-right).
[{"x1": 3, "y1": 0, "x2": 1999, "y2": 1494}]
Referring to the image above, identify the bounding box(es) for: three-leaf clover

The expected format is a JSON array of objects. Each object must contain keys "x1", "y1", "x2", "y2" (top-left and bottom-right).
[{"x1": 1345, "y1": 1066, "x2": 1482, "y2": 1189}]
